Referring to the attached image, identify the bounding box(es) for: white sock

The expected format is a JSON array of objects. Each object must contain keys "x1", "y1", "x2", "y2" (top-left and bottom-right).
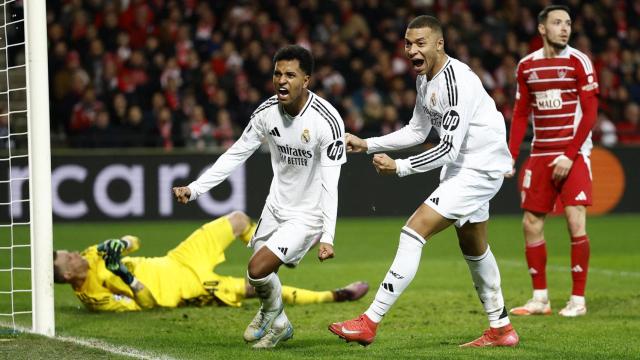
[
  {"x1": 570, "y1": 295, "x2": 585, "y2": 305},
  {"x1": 464, "y1": 246, "x2": 510, "y2": 328},
  {"x1": 247, "y1": 272, "x2": 282, "y2": 312},
  {"x1": 533, "y1": 289, "x2": 548, "y2": 302},
  {"x1": 365, "y1": 226, "x2": 425, "y2": 323}
]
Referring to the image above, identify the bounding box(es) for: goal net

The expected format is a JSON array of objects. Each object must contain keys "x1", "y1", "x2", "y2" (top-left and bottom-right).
[{"x1": 0, "y1": 0, "x2": 53, "y2": 336}]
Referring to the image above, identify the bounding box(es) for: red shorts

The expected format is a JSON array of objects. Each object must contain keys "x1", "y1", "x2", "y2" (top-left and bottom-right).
[{"x1": 518, "y1": 154, "x2": 592, "y2": 213}]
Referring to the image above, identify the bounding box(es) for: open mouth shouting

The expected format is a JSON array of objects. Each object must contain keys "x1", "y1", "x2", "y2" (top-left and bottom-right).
[
  {"x1": 277, "y1": 87, "x2": 290, "y2": 101},
  {"x1": 411, "y1": 58, "x2": 425, "y2": 72}
]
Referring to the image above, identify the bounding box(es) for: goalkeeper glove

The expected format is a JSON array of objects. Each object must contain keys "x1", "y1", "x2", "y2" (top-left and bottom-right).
[
  {"x1": 106, "y1": 259, "x2": 135, "y2": 285},
  {"x1": 98, "y1": 238, "x2": 128, "y2": 263}
]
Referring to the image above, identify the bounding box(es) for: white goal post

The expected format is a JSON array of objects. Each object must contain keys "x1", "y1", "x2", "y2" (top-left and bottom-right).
[{"x1": 25, "y1": 0, "x2": 54, "y2": 336}]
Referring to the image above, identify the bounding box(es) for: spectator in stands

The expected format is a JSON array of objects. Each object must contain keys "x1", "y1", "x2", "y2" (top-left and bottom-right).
[
  {"x1": 43, "y1": 0, "x2": 639, "y2": 149},
  {"x1": 593, "y1": 111, "x2": 618, "y2": 147},
  {"x1": 89, "y1": 110, "x2": 120, "y2": 148},
  {"x1": 617, "y1": 102, "x2": 640, "y2": 145}
]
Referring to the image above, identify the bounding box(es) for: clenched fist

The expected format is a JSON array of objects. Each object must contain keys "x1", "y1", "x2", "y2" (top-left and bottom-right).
[
  {"x1": 173, "y1": 186, "x2": 191, "y2": 204},
  {"x1": 372, "y1": 153, "x2": 397, "y2": 175}
]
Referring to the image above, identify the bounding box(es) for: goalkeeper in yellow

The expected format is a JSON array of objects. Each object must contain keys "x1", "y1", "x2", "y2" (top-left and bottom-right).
[{"x1": 53, "y1": 211, "x2": 368, "y2": 312}]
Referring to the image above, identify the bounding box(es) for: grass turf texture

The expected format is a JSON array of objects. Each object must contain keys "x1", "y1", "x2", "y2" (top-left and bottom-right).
[{"x1": 2, "y1": 215, "x2": 639, "y2": 359}]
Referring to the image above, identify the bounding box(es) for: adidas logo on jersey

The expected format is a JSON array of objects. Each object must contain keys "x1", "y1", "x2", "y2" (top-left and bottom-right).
[
  {"x1": 381, "y1": 282, "x2": 395, "y2": 293},
  {"x1": 528, "y1": 71, "x2": 539, "y2": 81},
  {"x1": 270, "y1": 127, "x2": 281, "y2": 137},
  {"x1": 278, "y1": 247, "x2": 288, "y2": 255},
  {"x1": 575, "y1": 191, "x2": 587, "y2": 201},
  {"x1": 429, "y1": 197, "x2": 439, "y2": 205},
  {"x1": 571, "y1": 265, "x2": 584, "y2": 273}
]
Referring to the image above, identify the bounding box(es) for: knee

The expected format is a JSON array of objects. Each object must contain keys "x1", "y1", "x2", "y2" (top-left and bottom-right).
[
  {"x1": 227, "y1": 211, "x2": 250, "y2": 237},
  {"x1": 247, "y1": 253, "x2": 277, "y2": 279},
  {"x1": 522, "y1": 214, "x2": 543, "y2": 235},
  {"x1": 566, "y1": 216, "x2": 585, "y2": 237},
  {"x1": 247, "y1": 260, "x2": 265, "y2": 279}
]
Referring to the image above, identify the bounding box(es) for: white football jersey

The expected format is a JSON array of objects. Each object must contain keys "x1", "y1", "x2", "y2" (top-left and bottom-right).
[
  {"x1": 367, "y1": 56, "x2": 512, "y2": 178},
  {"x1": 187, "y1": 91, "x2": 346, "y2": 239}
]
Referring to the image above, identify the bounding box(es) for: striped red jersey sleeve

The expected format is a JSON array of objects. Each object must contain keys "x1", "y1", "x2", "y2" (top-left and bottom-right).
[
  {"x1": 509, "y1": 57, "x2": 532, "y2": 160},
  {"x1": 564, "y1": 49, "x2": 599, "y2": 160}
]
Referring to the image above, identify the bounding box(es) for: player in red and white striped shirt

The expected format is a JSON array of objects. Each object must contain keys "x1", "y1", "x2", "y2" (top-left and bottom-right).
[{"x1": 507, "y1": 5, "x2": 598, "y2": 318}]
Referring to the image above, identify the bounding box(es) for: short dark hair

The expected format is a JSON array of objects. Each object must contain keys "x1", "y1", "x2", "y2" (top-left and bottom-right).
[
  {"x1": 538, "y1": 5, "x2": 571, "y2": 24},
  {"x1": 273, "y1": 45, "x2": 314, "y2": 75},
  {"x1": 407, "y1": 15, "x2": 443, "y2": 35},
  {"x1": 52, "y1": 251, "x2": 65, "y2": 284}
]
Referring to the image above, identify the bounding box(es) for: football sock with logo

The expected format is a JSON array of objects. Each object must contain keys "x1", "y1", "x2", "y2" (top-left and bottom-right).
[
  {"x1": 464, "y1": 246, "x2": 510, "y2": 328},
  {"x1": 570, "y1": 235, "x2": 590, "y2": 296},
  {"x1": 247, "y1": 272, "x2": 283, "y2": 312},
  {"x1": 281, "y1": 286, "x2": 333, "y2": 305},
  {"x1": 365, "y1": 226, "x2": 425, "y2": 323},
  {"x1": 525, "y1": 239, "x2": 547, "y2": 291}
]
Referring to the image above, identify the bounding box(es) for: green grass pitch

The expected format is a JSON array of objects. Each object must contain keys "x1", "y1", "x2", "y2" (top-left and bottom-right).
[{"x1": 2, "y1": 214, "x2": 639, "y2": 359}]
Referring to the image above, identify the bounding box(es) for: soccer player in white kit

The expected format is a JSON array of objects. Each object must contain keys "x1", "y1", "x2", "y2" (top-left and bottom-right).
[
  {"x1": 173, "y1": 45, "x2": 347, "y2": 348},
  {"x1": 329, "y1": 15, "x2": 519, "y2": 347}
]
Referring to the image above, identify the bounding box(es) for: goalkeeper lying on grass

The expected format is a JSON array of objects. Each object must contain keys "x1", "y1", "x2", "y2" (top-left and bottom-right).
[{"x1": 53, "y1": 211, "x2": 368, "y2": 312}]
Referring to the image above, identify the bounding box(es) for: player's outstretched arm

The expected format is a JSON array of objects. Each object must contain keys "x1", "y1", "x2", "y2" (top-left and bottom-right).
[
  {"x1": 106, "y1": 258, "x2": 157, "y2": 309},
  {"x1": 173, "y1": 186, "x2": 191, "y2": 204},
  {"x1": 345, "y1": 133, "x2": 368, "y2": 153}
]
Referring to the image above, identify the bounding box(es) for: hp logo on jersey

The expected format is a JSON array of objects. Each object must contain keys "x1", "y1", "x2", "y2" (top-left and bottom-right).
[
  {"x1": 442, "y1": 110, "x2": 460, "y2": 131},
  {"x1": 327, "y1": 140, "x2": 344, "y2": 160}
]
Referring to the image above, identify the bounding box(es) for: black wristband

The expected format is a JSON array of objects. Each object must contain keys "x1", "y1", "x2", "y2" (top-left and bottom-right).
[{"x1": 120, "y1": 271, "x2": 134, "y2": 285}]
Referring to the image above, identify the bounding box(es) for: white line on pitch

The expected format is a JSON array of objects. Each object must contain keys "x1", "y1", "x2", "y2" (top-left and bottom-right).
[
  {"x1": 0, "y1": 323, "x2": 175, "y2": 360},
  {"x1": 55, "y1": 335, "x2": 177, "y2": 360}
]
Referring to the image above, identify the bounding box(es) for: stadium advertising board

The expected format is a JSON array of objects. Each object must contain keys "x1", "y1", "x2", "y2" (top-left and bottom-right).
[{"x1": 1, "y1": 148, "x2": 637, "y2": 222}]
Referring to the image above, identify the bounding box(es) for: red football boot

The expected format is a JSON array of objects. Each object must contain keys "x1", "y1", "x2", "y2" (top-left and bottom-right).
[
  {"x1": 460, "y1": 323, "x2": 519, "y2": 347},
  {"x1": 328, "y1": 314, "x2": 378, "y2": 346}
]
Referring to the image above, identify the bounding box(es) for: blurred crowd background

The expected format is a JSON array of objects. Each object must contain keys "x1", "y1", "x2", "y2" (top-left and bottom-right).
[{"x1": 43, "y1": 0, "x2": 640, "y2": 151}]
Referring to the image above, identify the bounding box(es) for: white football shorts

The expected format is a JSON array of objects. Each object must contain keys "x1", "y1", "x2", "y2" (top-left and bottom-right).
[
  {"x1": 249, "y1": 206, "x2": 322, "y2": 266},
  {"x1": 424, "y1": 166, "x2": 504, "y2": 228}
]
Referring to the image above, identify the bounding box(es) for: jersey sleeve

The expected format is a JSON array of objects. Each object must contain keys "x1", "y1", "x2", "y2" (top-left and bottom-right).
[
  {"x1": 99, "y1": 266, "x2": 156, "y2": 311},
  {"x1": 509, "y1": 61, "x2": 531, "y2": 160},
  {"x1": 188, "y1": 116, "x2": 265, "y2": 200},
  {"x1": 317, "y1": 103, "x2": 345, "y2": 245},
  {"x1": 319, "y1": 104, "x2": 347, "y2": 166},
  {"x1": 84, "y1": 293, "x2": 143, "y2": 312},
  {"x1": 564, "y1": 53, "x2": 599, "y2": 159},
  {"x1": 574, "y1": 53, "x2": 599, "y2": 97},
  {"x1": 395, "y1": 69, "x2": 471, "y2": 177},
  {"x1": 366, "y1": 78, "x2": 431, "y2": 153}
]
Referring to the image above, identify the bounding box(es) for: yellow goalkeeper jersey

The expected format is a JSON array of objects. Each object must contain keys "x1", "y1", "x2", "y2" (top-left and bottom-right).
[{"x1": 75, "y1": 217, "x2": 247, "y2": 312}]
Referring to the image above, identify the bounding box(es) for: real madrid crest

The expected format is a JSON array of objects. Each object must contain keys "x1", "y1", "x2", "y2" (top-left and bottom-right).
[
  {"x1": 301, "y1": 129, "x2": 310, "y2": 143},
  {"x1": 430, "y1": 92, "x2": 437, "y2": 107}
]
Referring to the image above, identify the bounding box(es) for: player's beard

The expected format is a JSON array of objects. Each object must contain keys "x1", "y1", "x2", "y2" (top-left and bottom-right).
[{"x1": 546, "y1": 35, "x2": 568, "y2": 51}]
